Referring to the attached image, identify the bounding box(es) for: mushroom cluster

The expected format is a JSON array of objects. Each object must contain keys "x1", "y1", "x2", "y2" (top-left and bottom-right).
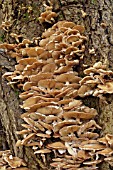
[
  {"x1": 0, "y1": 150, "x2": 28, "y2": 170},
  {"x1": 2, "y1": 20, "x2": 113, "y2": 169},
  {"x1": 38, "y1": 4, "x2": 57, "y2": 24},
  {"x1": 78, "y1": 61, "x2": 113, "y2": 101}
]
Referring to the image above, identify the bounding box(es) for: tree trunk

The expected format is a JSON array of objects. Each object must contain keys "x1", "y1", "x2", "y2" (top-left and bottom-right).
[{"x1": 0, "y1": 0, "x2": 113, "y2": 169}]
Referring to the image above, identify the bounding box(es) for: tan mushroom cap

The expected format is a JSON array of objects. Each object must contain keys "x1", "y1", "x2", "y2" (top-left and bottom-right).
[
  {"x1": 59, "y1": 125, "x2": 80, "y2": 136},
  {"x1": 24, "y1": 118, "x2": 45, "y2": 131},
  {"x1": 38, "y1": 120, "x2": 52, "y2": 130},
  {"x1": 23, "y1": 96, "x2": 44, "y2": 108},
  {"x1": 36, "y1": 133, "x2": 51, "y2": 138},
  {"x1": 21, "y1": 133, "x2": 36, "y2": 145},
  {"x1": 83, "y1": 160, "x2": 102, "y2": 165},
  {"x1": 97, "y1": 148, "x2": 113, "y2": 156},
  {"x1": 38, "y1": 79, "x2": 56, "y2": 89},
  {"x1": 37, "y1": 105, "x2": 62, "y2": 115},
  {"x1": 42, "y1": 28, "x2": 55, "y2": 38},
  {"x1": 26, "y1": 102, "x2": 56, "y2": 112},
  {"x1": 16, "y1": 129, "x2": 31, "y2": 135},
  {"x1": 18, "y1": 58, "x2": 37, "y2": 65},
  {"x1": 78, "y1": 120, "x2": 101, "y2": 136},
  {"x1": 39, "y1": 50, "x2": 51, "y2": 60},
  {"x1": 29, "y1": 112, "x2": 46, "y2": 120},
  {"x1": 54, "y1": 65, "x2": 73, "y2": 74},
  {"x1": 66, "y1": 35, "x2": 79, "y2": 43},
  {"x1": 19, "y1": 91, "x2": 34, "y2": 100},
  {"x1": 0, "y1": 43, "x2": 17, "y2": 50},
  {"x1": 79, "y1": 76, "x2": 93, "y2": 85},
  {"x1": 64, "y1": 100, "x2": 82, "y2": 110},
  {"x1": 72, "y1": 25, "x2": 85, "y2": 34},
  {"x1": 63, "y1": 110, "x2": 97, "y2": 120},
  {"x1": 62, "y1": 21, "x2": 76, "y2": 28},
  {"x1": 46, "y1": 12, "x2": 57, "y2": 22},
  {"x1": 53, "y1": 120, "x2": 80, "y2": 133},
  {"x1": 9, "y1": 168, "x2": 29, "y2": 170},
  {"x1": 98, "y1": 82, "x2": 113, "y2": 93},
  {"x1": 46, "y1": 41, "x2": 55, "y2": 51},
  {"x1": 104, "y1": 157, "x2": 113, "y2": 166},
  {"x1": 30, "y1": 73, "x2": 53, "y2": 83},
  {"x1": 45, "y1": 115, "x2": 61, "y2": 123},
  {"x1": 42, "y1": 63, "x2": 56, "y2": 73},
  {"x1": 39, "y1": 38, "x2": 49, "y2": 47},
  {"x1": 47, "y1": 142, "x2": 66, "y2": 149},
  {"x1": 84, "y1": 67, "x2": 97, "y2": 75},
  {"x1": 34, "y1": 149, "x2": 51, "y2": 154},
  {"x1": 79, "y1": 143, "x2": 105, "y2": 151},
  {"x1": 23, "y1": 82, "x2": 35, "y2": 91},
  {"x1": 78, "y1": 84, "x2": 94, "y2": 97},
  {"x1": 56, "y1": 73, "x2": 81, "y2": 83},
  {"x1": 3, "y1": 155, "x2": 26, "y2": 168},
  {"x1": 79, "y1": 132, "x2": 99, "y2": 139}
]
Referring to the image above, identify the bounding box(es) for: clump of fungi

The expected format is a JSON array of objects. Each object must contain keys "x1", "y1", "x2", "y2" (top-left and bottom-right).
[
  {"x1": 38, "y1": 3, "x2": 57, "y2": 24},
  {"x1": 1, "y1": 19, "x2": 113, "y2": 170},
  {"x1": 0, "y1": 150, "x2": 28, "y2": 170}
]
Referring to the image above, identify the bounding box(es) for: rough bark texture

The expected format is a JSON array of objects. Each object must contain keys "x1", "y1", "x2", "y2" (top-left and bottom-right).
[{"x1": 0, "y1": 0, "x2": 113, "y2": 169}]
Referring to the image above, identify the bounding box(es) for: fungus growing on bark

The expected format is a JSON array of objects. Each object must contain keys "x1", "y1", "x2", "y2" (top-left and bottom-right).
[
  {"x1": 38, "y1": 4, "x2": 57, "y2": 23},
  {"x1": 0, "y1": 151, "x2": 28, "y2": 169},
  {"x1": 78, "y1": 61, "x2": 113, "y2": 100},
  {"x1": 2, "y1": 20, "x2": 113, "y2": 170}
]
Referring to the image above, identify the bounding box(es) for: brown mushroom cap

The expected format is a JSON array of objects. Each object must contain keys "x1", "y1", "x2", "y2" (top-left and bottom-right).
[
  {"x1": 42, "y1": 63, "x2": 56, "y2": 73},
  {"x1": 30, "y1": 73, "x2": 53, "y2": 83},
  {"x1": 59, "y1": 125, "x2": 80, "y2": 136},
  {"x1": 98, "y1": 82, "x2": 113, "y2": 93},
  {"x1": 36, "y1": 105, "x2": 62, "y2": 115},
  {"x1": 63, "y1": 110, "x2": 97, "y2": 120},
  {"x1": 56, "y1": 73, "x2": 81, "y2": 83},
  {"x1": 97, "y1": 148, "x2": 113, "y2": 156},
  {"x1": 79, "y1": 143, "x2": 105, "y2": 151},
  {"x1": 73, "y1": 25, "x2": 85, "y2": 33},
  {"x1": 47, "y1": 142, "x2": 66, "y2": 149},
  {"x1": 34, "y1": 149, "x2": 51, "y2": 154},
  {"x1": 53, "y1": 120, "x2": 80, "y2": 133}
]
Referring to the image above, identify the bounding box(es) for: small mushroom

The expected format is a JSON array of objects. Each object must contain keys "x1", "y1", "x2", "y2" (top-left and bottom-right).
[
  {"x1": 59, "y1": 125, "x2": 80, "y2": 136},
  {"x1": 34, "y1": 149, "x2": 51, "y2": 154},
  {"x1": 98, "y1": 82, "x2": 113, "y2": 93},
  {"x1": 47, "y1": 142, "x2": 66, "y2": 149}
]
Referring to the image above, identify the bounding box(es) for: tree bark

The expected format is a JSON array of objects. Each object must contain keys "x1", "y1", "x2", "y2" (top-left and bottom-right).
[{"x1": 0, "y1": 0, "x2": 113, "y2": 169}]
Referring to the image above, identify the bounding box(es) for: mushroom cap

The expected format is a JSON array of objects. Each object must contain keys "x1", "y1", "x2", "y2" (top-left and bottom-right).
[
  {"x1": 27, "y1": 102, "x2": 56, "y2": 112},
  {"x1": 47, "y1": 142, "x2": 66, "y2": 149},
  {"x1": 64, "y1": 99, "x2": 82, "y2": 110},
  {"x1": 19, "y1": 58, "x2": 37, "y2": 66},
  {"x1": 63, "y1": 110, "x2": 97, "y2": 120},
  {"x1": 78, "y1": 85, "x2": 93, "y2": 97},
  {"x1": 42, "y1": 63, "x2": 56, "y2": 73},
  {"x1": 97, "y1": 148, "x2": 113, "y2": 156},
  {"x1": 30, "y1": 73, "x2": 53, "y2": 83},
  {"x1": 56, "y1": 73, "x2": 81, "y2": 83},
  {"x1": 34, "y1": 149, "x2": 51, "y2": 154},
  {"x1": 37, "y1": 105, "x2": 62, "y2": 115},
  {"x1": 73, "y1": 25, "x2": 85, "y2": 33},
  {"x1": 79, "y1": 143, "x2": 105, "y2": 151},
  {"x1": 66, "y1": 35, "x2": 79, "y2": 43},
  {"x1": 38, "y1": 79, "x2": 56, "y2": 89},
  {"x1": 53, "y1": 120, "x2": 80, "y2": 133},
  {"x1": 62, "y1": 21, "x2": 75, "y2": 28},
  {"x1": 21, "y1": 133, "x2": 36, "y2": 145},
  {"x1": 98, "y1": 82, "x2": 113, "y2": 93},
  {"x1": 59, "y1": 125, "x2": 80, "y2": 136}
]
